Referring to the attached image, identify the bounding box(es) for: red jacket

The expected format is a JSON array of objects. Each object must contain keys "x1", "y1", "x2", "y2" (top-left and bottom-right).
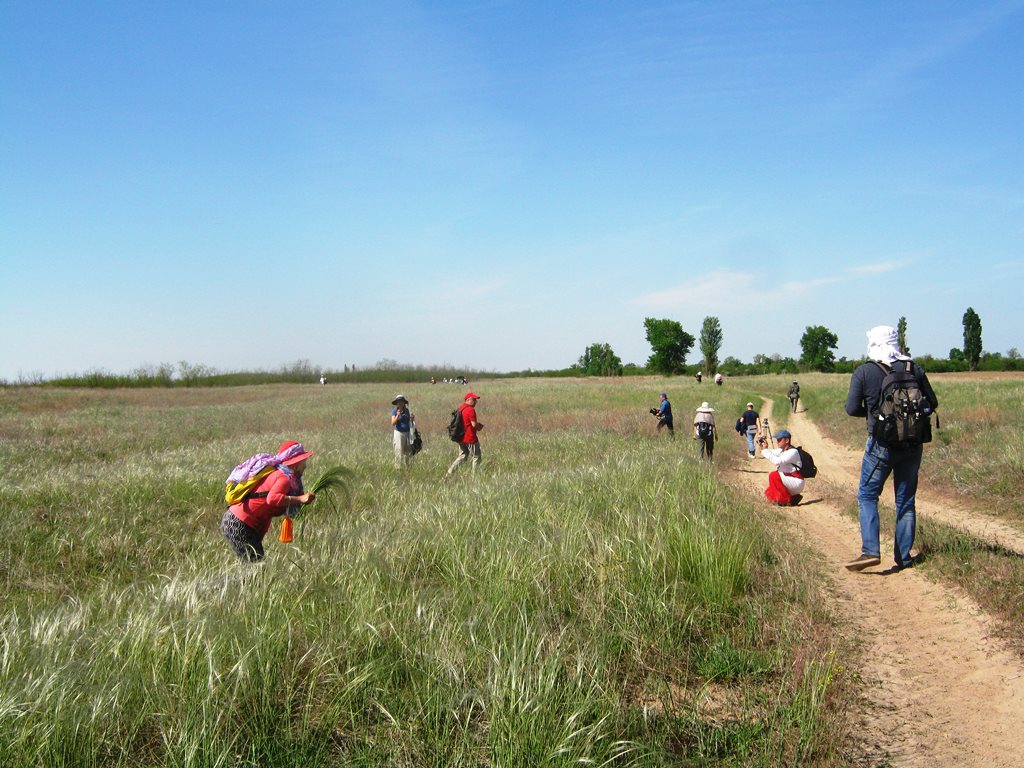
[
  {"x1": 458, "y1": 404, "x2": 478, "y2": 444},
  {"x1": 229, "y1": 467, "x2": 299, "y2": 535}
]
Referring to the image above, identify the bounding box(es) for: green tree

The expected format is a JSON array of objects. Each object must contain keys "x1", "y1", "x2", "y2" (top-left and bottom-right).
[
  {"x1": 962, "y1": 307, "x2": 982, "y2": 371},
  {"x1": 897, "y1": 316, "x2": 910, "y2": 357},
  {"x1": 575, "y1": 343, "x2": 623, "y2": 376},
  {"x1": 799, "y1": 326, "x2": 839, "y2": 372},
  {"x1": 699, "y1": 316, "x2": 723, "y2": 374},
  {"x1": 643, "y1": 317, "x2": 695, "y2": 375}
]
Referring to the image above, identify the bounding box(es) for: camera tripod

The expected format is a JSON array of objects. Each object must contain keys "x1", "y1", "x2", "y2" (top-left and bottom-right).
[{"x1": 757, "y1": 417, "x2": 775, "y2": 450}]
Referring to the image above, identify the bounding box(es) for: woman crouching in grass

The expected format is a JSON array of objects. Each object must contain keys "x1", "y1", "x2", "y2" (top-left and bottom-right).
[{"x1": 221, "y1": 440, "x2": 316, "y2": 562}]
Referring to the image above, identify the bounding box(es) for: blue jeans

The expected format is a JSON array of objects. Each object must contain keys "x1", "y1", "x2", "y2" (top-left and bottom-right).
[
  {"x1": 746, "y1": 427, "x2": 757, "y2": 453},
  {"x1": 857, "y1": 436, "x2": 923, "y2": 567}
]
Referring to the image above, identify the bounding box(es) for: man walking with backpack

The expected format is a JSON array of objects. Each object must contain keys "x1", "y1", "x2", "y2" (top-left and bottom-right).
[
  {"x1": 446, "y1": 392, "x2": 483, "y2": 476},
  {"x1": 739, "y1": 402, "x2": 760, "y2": 457},
  {"x1": 844, "y1": 325, "x2": 938, "y2": 571},
  {"x1": 787, "y1": 380, "x2": 800, "y2": 412}
]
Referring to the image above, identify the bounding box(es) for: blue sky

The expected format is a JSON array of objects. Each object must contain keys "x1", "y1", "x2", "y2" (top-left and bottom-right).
[{"x1": 2, "y1": 1, "x2": 1022, "y2": 380}]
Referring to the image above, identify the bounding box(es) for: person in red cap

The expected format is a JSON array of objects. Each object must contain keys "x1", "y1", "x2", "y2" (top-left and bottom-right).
[
  {"x1": 220, "y1": 440, "x2": 316, "y2": 561},
  {"x1": 446, "y1": 393, "x2": 483, "y2": 476}
]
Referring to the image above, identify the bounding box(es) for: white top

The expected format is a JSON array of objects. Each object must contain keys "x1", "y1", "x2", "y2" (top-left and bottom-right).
[{"x1": 761, "y1": 446, "x2": 801, "y2": 473}]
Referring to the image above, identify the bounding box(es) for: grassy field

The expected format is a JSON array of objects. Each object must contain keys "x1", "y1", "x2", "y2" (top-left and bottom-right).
[{"x1": 0, "y1": 378, "x2": 852, "y2": 766}]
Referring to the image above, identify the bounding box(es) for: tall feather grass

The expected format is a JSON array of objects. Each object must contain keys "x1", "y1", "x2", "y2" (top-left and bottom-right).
[{"x1": 0, "y1": 377, "x2": 848, "y2": 766}]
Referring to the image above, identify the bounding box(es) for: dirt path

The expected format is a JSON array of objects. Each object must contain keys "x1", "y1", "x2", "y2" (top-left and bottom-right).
[{"x1": 728, "y1": 399, "x2": 1024, "y2": 767}]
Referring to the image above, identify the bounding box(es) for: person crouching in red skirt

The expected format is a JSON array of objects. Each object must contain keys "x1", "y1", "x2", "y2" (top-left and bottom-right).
[{"x1": 761, "y1": 429, "x2": 805, "y2": 506}]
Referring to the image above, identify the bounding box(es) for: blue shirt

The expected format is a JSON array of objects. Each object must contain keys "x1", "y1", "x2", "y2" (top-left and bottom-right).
[
  {"x1": 659, "y1": 399, "x2": 673, "y2": 422},
  {"x1": 392, "y1": 408, "x2": 411, "y2": 433}
]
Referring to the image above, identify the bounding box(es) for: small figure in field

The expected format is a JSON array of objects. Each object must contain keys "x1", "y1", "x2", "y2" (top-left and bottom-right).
[
  {"x1": 693, "y1": 402, "x2": 717, "y2": 460},
  {"x1": 447, "y1": 392, "x2": 483, "y2": 476},
  {"x1": 844, "y1": 325, "x2": 939, "y2": 572},
  {"x1": 651, "y1": 392, "x2": 674, "y2": 439},
  {"x1": 391, "y1": 394, "x2": 416, "y2": 468},
  {"x1": 761, "y1": 429, "x2": 805, "y2": 506},
  {"x1": 221, "y1": 440, "x2": 316, "y2": 562},
  {"x1": 319, "y1": 375, "x2": 326, "y2": 386},
  {"x1": 695, "y1": 371, "x2": 703, "y2": 383},
  {"x1": 788, "y1": 380, "x2": 800, "y2": 412},
  {"x1": 739, "y1": 402, "x2": 760, "y2": 457},
  {"x1": 714, "y1": 372, "x2": 723, "y2": 386},
  {"x1": 431, "y1": 376, "x2": 436, "y2": 385}
]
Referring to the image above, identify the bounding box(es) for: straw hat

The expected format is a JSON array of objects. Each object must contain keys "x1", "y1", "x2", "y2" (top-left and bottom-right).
[{"x1": 696, "y1": 402, "x2": 715, "y2": 413}]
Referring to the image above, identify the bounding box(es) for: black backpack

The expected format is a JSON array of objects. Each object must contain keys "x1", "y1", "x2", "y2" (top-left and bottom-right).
[
  {"x1": 872, "y1": 361, "x2": 932, "y2": 448},
  {"x1": 447, "y1": 407, "x2": 466, "y2": 442},
  {"x1": 795, "y1": 446, "x2": 817, "y2": 478},
  {"x1": 696, "y1": 421, "x2": 714, "y2": 440}
]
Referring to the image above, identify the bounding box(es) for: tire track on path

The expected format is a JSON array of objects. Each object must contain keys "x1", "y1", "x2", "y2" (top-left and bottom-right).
[{"x1": 727, "y1": 398, "x2": 1024, "y2": 767}]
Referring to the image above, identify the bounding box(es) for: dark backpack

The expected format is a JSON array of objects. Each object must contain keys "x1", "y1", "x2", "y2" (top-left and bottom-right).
[
  {"x1": 795, "y1": 446, "x2": 817, "y2": 478},
  {"x1": 872, "y1": 361, "x2": 932, "y2": 448},
  {"x1": 697, "y1": 421, "x2": 714, "y2": 440},
  {"x1": 447, "y1": 406, "x2": 466, "y2": 442}
]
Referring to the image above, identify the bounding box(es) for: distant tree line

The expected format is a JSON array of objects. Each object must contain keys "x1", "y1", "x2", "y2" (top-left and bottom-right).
[{"x1": 5, "y1": 307, "x2": 1015, "y2": 388}]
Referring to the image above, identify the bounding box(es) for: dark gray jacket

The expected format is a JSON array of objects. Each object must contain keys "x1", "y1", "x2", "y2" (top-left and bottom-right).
[{"x1": 845, "y1": 360, "x2": 938, "y2": 435}]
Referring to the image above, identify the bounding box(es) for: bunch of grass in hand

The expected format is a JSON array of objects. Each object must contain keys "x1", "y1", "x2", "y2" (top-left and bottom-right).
[{"x1": 308, "y1": 465, "x2": 354, "y2": 512}]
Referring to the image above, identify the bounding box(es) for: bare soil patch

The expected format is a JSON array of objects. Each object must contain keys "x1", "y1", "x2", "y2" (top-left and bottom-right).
[{"x1": 726, "y1": 399, "x2": 1024, "y2": 767}]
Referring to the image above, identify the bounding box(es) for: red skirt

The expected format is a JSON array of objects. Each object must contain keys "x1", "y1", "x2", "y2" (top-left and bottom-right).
[{"x1": 765, "y1": 470, "x2": 800, "y2": 505}]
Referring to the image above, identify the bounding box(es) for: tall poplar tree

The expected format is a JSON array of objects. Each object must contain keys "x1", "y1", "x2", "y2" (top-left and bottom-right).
[
  {"x1": 962, "y1": 307, "x2": 982, "y2": 371},
  {"x1": 699, "y1": 316, "x2": 723, "y2": 374},
  {"x1": 897, "y1": 316, "x2": 910, "y2": 357}
]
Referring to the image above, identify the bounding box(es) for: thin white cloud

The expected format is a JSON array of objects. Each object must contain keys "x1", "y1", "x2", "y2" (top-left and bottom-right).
[
  {"x1": 782, "y1": 259, "x2": 911, "y2": 295},
  {"x1": 848, "y1": 261, "x2": 905, "y2": 275},
  {"x1": 630, "y1": 269, "x2": 756, "y2": 309}
]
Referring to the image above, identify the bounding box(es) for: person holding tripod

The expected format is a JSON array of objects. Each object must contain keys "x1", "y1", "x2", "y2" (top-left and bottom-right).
[{"x1": 739, "y1": 402, "x2": 760, "y2": 457}]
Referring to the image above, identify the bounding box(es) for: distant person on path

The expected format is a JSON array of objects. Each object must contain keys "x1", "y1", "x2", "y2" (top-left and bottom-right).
[
  {"x1": 695, "y1": 371, "x2": 703, "y2": 383},
  {"x1": 693, "y1": 402, "x2": 717, "y2": 460},
  {"x1": 319, "y1": 375, "x2": 326, "y2": 386},
  {"x1": 391, "y1": 394, "x2": 416, "y2": 468},
  {"x1": 844, "y1": 325, "x2": 939, "y2": 572},
  {"x1": 446, "y1": 392, "x2": 483, "y2": 476},
  {"x1": 714, "y1": 372, "x2": 723, "y2": 386},
  {"x1": 739, "y1": 402, "x2": 760, "y2": 457},
  {"x1": 761, "y1": 429, "x2": 805, "y2": 506},
  {"x1": 653, "y1": 392, "x2": 674, "y2": 439},
  {"x1": 221, "y1": 441, "x2": 316, "y2": 562},
  {"x1": 788, "y1": 380, "x2": 800, "y2": 412}
]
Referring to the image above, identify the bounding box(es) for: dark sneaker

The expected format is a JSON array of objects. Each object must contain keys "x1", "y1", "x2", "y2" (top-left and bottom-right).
[
  {"x1": 845, "y1": 553, "x2": 881, "y2": 572},
  {"x1": 789, "y1": 494, "x2": 803, "y2": 506}
]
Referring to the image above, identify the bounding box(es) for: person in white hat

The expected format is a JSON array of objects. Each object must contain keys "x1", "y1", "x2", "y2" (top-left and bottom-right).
[
  {"x1": 843, "y1": 325, "x2": 938, "y2": 572},
  {"x1": 693, "y1": 402, "x2": 717, "y2": 460}
]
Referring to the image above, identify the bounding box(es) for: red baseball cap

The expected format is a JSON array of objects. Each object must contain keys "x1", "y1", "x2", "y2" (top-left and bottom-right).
[{"x1": 465, "y1": 392, "x2": 480, "y2": 400}]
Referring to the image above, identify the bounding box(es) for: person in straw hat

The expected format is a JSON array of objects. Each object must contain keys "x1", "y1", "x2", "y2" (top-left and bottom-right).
[{"x1": 693, "y1": 402, "x2": 718, "y2": 460}]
